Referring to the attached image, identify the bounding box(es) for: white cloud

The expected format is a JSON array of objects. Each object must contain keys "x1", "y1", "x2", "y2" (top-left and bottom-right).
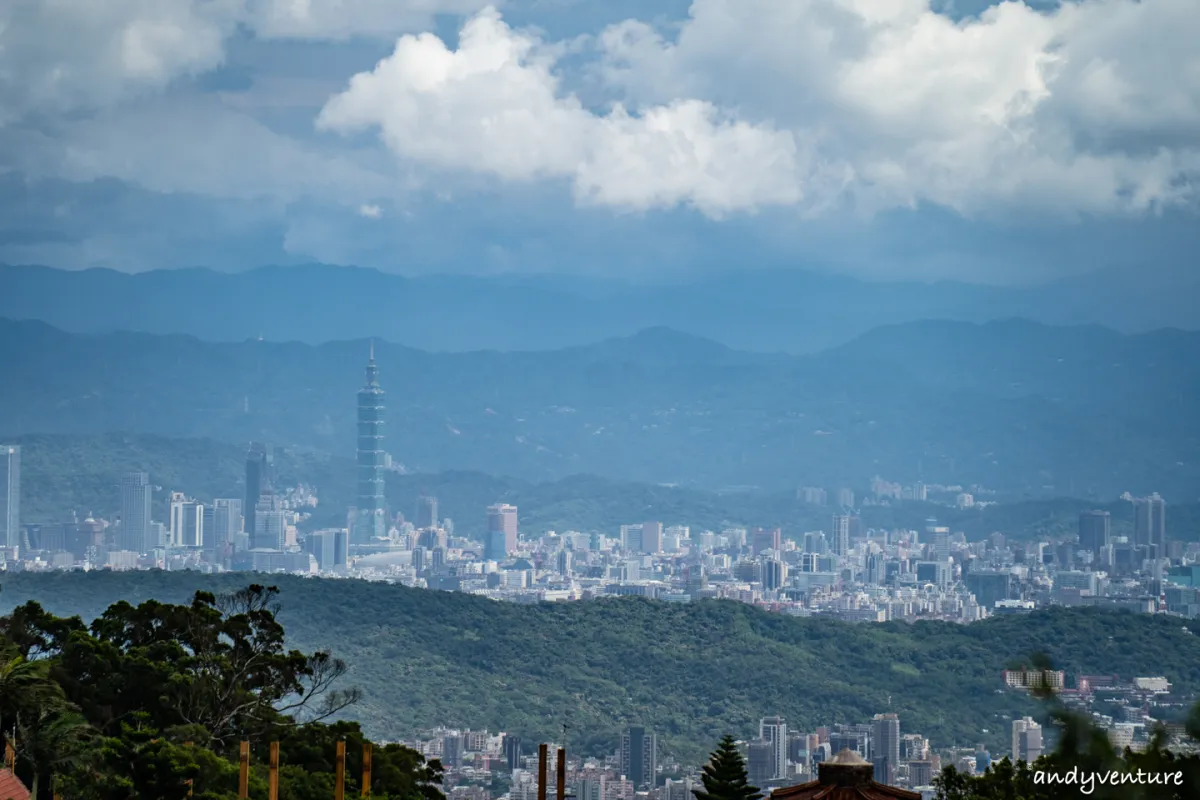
[
  {"x1": 359, "y1": 203, "x2": 383, "y2": 218},
  {"x1": 0, "y1": 0, "x2": 493, "y2": 123},
  {"x1": 244, "y1": 0, "x2": 493, "y2": 40},
  {"x1": 317, "y1": 7, "x2": 802, "y2": 216},
  {"x1": 320, "y1": 1, "x2": 1200, "y2": 219},
  {"x1": 596, "y1": 0, "x2": 1200, "y2": 216},
  {"x1": 0, "y1": 0, "x2": 239, "y2": 122}
]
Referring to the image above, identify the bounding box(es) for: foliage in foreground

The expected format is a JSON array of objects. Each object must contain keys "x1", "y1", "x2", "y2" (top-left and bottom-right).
[
  {"x1": 935, "y1": 677, "x2": 1200, "y2": 800},
  {"x1": 693, "y1": 735, "x2": 761, "y2": 800},
  {"x1": 3, "y1": 571, "x2": 1199, "y2": 764},
  {"x1": 0, "y1": 583, "x2": 445, "y2": 800}
]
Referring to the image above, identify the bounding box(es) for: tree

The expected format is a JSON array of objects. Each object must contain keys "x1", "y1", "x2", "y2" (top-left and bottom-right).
[
  {"x1": 693, "y1": 735, "x2": 760, "y2": 800},
  {"x1": 13, "y1": 706, "x2": 93, "y2": 799}
]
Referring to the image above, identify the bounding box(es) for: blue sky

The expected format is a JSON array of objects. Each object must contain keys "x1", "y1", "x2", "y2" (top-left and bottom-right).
[{"x1": 0, "y1": 0, "x2": 1197, "y2": 284}]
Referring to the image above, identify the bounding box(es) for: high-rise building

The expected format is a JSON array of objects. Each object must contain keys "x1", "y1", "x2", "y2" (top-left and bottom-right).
[
  {"x1": 245, "y1": 442, "x2": 274, "y2": 540},
  {"x1": 307, "y1": 529, "x2": 349, "y2": 570},
  {"x1": 1134, "y1": 493, "x2": 1166, "y2": 553},
  {"x1": 746, "y1": 741, "x2": 775, "y2": 789},
  {"x1": 621, "y1": 524, "x2": 644, "y2": 553},
  {"x1": 642, "y1": 521, "x2": 663, "y2": 554},
  {"x1": 488, "y1": 503, "x2": 518, "y2": 553},
  {"x1": 1, "y1": 445, "x2": 19, "y2": 549},
  {"x1": 1078, "y1": 510, "x2": 1111, "y2": 557},
  {"x1": 835, "y1": 488, "x2": 855, "y2": 509},
  {"x1": 620, "y1": 727, "x2": 657, "y2": 789},
  {"x1": 503, "y1": 734, "x2": 522, "y2": 771},
  {"x1": 759, "y1": 717, "x2": 788, "y2": 780},
  {"x1": 119, "y1": 471, "x2": 152, "y2": 554},
  {"x1": 254, "y1": 491, "x2": 287, "y2": 551},
  {"x1": 864, "y1": 552, "x2": 884, "y2": 585},
  {"x1": 752, "y1": 527, "x2": 782, "y2": 555},
  {"x1": 831, "y1": 515, "x2": 850, "y2": 556},
  {"x1": 206, "y1": 499, "x2": 240, "y2": 558},
  {"x1": 416, "y1": 495, "x2": 438, "y2": 530},
  {"x1": 760, "y1": 559, "x2": 786, "y2": 591},
  {"x1": 169, "y1": 493, "x2": 204, "y2": 548},
  {"x1": 354, "y1": 343, "x2": 387, "y2": 544},
  {"x1": 1012, "y1": 717, "x2": 1043, "y2": 763},
  {"x1": 483, "y1": 529, "x2": 507, "y2": 562},
  {"x1": 871, "y1": 713, "x2": 900, "y2": 785}
]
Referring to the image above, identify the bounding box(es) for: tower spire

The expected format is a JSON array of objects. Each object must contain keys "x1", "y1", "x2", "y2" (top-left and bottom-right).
[{"x1": 369, "y1": 338, "x2": 375, "y2": 362}]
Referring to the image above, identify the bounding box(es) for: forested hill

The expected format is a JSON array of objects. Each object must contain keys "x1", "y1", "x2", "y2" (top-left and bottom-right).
[{"x1": 3, "y1": 571, "x2": 1198, "y2": 763}]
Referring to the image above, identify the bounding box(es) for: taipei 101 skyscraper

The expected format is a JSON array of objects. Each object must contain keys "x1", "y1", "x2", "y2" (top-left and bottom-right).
[{"x1": 352, "y1": 342, "x2": 387, "y2": 543}]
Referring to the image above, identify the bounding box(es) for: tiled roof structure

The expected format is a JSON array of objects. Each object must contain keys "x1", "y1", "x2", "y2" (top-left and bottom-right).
[
  {"x1": 769, "y1": 749, "x2": 922, "y2": 800},
  {"x1": 0, "y1": 769, "x2": 31, "y2": 800}
]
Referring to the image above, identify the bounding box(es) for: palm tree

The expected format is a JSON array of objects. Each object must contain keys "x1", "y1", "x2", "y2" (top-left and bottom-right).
[
  {"x1": 15, "y1": 707, "x2": 95, "y2": 800},
  {"x1": 0, "y1": 646, "x2": 57, "y2": 757}
]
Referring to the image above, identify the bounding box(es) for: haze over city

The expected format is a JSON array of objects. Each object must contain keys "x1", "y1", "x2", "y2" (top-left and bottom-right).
[{"x1": 0, "y1": 1, "x2": 1199, "y2": 800}]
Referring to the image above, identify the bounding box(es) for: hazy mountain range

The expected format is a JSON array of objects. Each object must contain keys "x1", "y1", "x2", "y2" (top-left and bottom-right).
[
  {"x1": 2, "y1": 263, "x2": 1198, "y2": 352},
  {"x1": 2, "y1": 317, "x2": 1197, "y2": 498}
]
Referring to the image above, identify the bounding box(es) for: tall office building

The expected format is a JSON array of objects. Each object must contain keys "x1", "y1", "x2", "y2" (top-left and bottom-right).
[
  {"x1": 1133, "y1": 493, "x2": 1166, "y2": 553},
  {"x1": 1012, "y1": 717, "x2": 1043, "y2": 763},
  {"x1": 831, "y1": 515, "x2": 850, "y2": 557},
  {"x1": 759, "y1": 717, "x2": 788, "y2": 781},
  {"x1": 254, "y1": 491, "x2": 287, "y2": 551},
  {"x1": 488, "y1": 503, "x2": 518, "y2": 553},
  {"x1": 871, "y1": 713, "x2": 900, "y2": 785},
  {"x1": 621, "y1": 524, "x2": 644, "y2": 553},
  {"x1": 245, "y1": 442, "x2": 274, "y2": 542},
  {"x1": 746, "y1": 741, "x2": 775, "y2": 789},
  {"x1": 416, "y1": 494, "x2": 438, "y2": 530},
  {"x1": 642, "y1": 521, "x2": 663, "y2": 554},
  {"x1": 1, "y1": 445, "x2": 19, "y2": 549},
  {"x1": 752, "y1": 527, "x2": 782, "y2": 555},
  {"x1": 206, "y1": 499, "x2": 240, "y2": 558},
  {"x1": 483, "y1": 530, "x2": 508, "y2": 562},
  {"x1": 760, "y1": 558, "x2": 786, "y2": 591},
  {"x1": 620, "y1": 727, "x2": 657, "y2": 789},
  {"x1": 864, "y1": 551, "x2": 884, "y2": 585},
  {"x1": 307, "y1": 529, "x2": 349, "y2": 571},
  {"x1": 1078, "y1": 510, "x2": 1111, "y2": 557},
  {"x1": 119, "y1": 471, "x2": 152, "y2": 553},
  {"x1": 169, "y1": 493, "x2": 204, "y2": 548},
  {"x1": 353, "y1": 343, "x2": 387, "y2": 544}
]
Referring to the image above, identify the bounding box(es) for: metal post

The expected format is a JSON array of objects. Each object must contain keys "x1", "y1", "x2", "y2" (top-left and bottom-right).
[
  {"x1": 538, "y1": 744, "x2": 548, "y2": 800},
  {"x1": 269, "y1": 741, "x2": 280, "y2": 800},
  {"x1": 239, "y1": 740, "x2": 250, "y2": 798},
  {"x1": 362, "y1": 742, "x2": 373, "y2": 797},
  {"x1": 335, "y1": 740, "x2": 347, "y2": 800},
  {"x1": 557, "y1": 748, "x2": 566, "y2": 800}
]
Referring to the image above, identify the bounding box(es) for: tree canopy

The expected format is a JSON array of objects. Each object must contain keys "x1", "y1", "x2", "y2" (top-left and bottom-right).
[{"x1": 0, "y1": 583, "x2": 443, "y2": 800}]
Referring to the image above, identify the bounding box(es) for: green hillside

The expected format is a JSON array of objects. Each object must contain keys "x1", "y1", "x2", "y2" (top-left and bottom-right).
[{"x1": 3, "y1": 572, "x2": 1198, "y2": 764}]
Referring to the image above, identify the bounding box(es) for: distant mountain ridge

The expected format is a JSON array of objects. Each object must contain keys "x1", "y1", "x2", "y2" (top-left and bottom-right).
[
  {"x1": 2, "y1": 317, "x2": 1198, "y2": 497},
  {"x1": 3, "y1": 262, "x2": 1198, "y2": 352}
]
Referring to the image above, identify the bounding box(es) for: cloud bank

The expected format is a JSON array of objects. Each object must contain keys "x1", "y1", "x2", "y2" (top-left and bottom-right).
[{"x1": 0, "y1": 0, "x2": 1197, "y2": 277}]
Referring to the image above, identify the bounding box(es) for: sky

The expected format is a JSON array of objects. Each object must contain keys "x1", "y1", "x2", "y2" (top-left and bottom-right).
[{"x1": 0, "y1": 0, "x2": 1197, "y2": 284}]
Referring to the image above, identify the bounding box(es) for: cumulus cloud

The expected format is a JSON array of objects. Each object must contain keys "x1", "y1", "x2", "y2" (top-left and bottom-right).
[
  {"x1": 0, "y1": 0, "x2": 492, "y2": 122},
  {"x1": 319, "y1": 1, "x2": 1200, "y2": 219},
  {"x1": 358, "y1": 203, "x2": 383, "y2": 218},
  {"x1": 597, "y1": 0, "x2": 1200, "y2": 216},
  {"x1": 317, "y1": 7, "x2": 802, "y2": 216}
]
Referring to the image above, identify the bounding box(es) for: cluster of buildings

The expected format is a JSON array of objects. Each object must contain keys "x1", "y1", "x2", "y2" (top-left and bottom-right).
[
  {"x1": 1, "y1": 349, "x2": 1197, "y2": 631},
  {"x1": 392, "y1": 690, "x2": 1199, "y2": 800}
]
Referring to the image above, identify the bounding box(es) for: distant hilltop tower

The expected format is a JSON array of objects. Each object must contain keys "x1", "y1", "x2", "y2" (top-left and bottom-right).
[{"x1": 352, "y1": 341, "x2": 387, "y2": 544}]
